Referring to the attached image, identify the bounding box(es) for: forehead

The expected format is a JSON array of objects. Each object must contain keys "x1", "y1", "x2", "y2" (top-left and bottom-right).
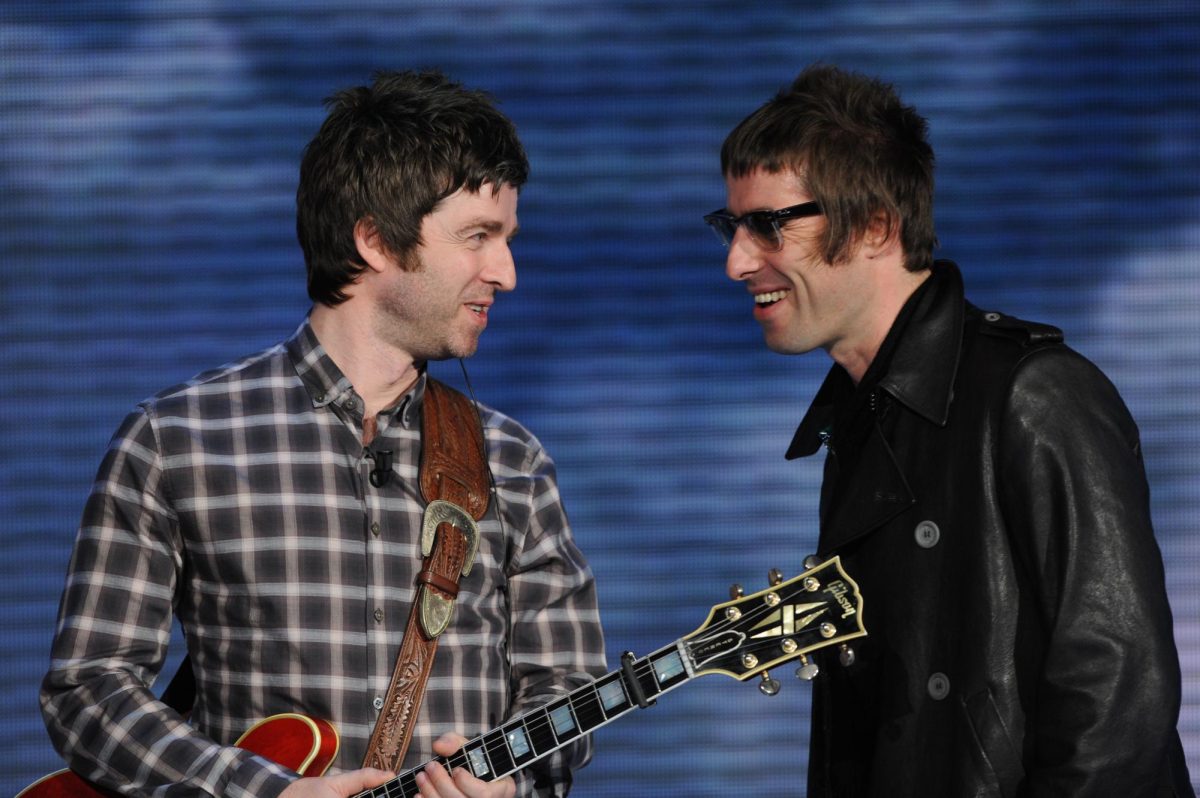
[
  {"x1": 427, "y1": 182, "x2": 519, "y2": 227},
  {"x1": 724, "y1": 168, "x2": 808, "y2": 213}
]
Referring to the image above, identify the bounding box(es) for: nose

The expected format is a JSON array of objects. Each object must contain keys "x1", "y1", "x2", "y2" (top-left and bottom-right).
[
  {"x1": 484, "y1": 242, "x2": 517, "y2": 292},
  {"x1": 724, "y1": 229, "x2": 761, "y2": 283}
]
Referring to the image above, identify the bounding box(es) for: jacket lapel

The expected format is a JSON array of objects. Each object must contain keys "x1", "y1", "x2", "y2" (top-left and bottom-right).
[{"x1": 816, "y1": 423, "x2": 914, "y2": 554}]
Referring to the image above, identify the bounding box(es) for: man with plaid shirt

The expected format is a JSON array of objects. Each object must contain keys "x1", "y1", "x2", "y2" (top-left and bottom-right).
[{"x1": 41, "y1": 70, "x2": 606, "y2": 798}]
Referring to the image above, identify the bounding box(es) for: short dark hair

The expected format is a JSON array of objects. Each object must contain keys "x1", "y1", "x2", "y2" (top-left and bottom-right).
[
  {"x1": 720, "y1": 64, "x2": 936, "y2": 271},
  {"x1": 297, "y1": 69, "x2": 530, "y2": 305}
]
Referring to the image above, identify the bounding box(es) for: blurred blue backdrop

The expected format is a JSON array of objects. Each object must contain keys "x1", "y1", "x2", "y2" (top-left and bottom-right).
[{"x1": 2, "y1": 2, "x2": 1198, "y2": 795}]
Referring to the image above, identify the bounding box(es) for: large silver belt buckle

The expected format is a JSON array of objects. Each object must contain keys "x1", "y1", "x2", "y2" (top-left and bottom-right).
[{"x1": 419, "y1": 499, "x2": 480, "y2": 637}]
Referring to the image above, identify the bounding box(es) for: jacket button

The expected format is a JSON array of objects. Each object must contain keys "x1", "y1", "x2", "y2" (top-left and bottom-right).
[
  {"x1": 927, "y1": 672, "x2": 951, "y2": 701},
  {"x1": 914, "y1": 520, "x2": 941, "y2": 549}
]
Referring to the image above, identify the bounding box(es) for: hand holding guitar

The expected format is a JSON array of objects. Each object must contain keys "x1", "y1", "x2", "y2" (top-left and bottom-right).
[
  {"x1": 412, "y1": 733, "x2": 516, "y2": 798},
  {"x1": 279, "y1": 767, "x2": 393, "y2": 798}
]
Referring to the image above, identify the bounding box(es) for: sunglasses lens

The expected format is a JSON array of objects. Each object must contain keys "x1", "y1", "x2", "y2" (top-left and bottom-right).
[
  {"x1": 745, "y1": 213, "x2": 781, "y2": 250},
  {"x1": 705, "y1": 215, "x2": 735, "y2": 247}
]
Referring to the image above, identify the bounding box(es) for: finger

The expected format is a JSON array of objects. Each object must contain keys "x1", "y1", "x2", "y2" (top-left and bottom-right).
[
  {"x1": 332, "y1": 767, "x2": 394, "y2": 793},
  {"x1": 452, "y1": 770, "x2": 516, "y2": 798},
  {"x1": 416, "y1": 762, "x2": 463, "y2": 798},
  {"x1": 431, "y1": 732, "x2": 469, "y2": 756}
]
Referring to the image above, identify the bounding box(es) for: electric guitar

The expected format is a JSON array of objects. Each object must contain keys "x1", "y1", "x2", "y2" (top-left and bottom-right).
[{"x1": 20, "y1": 556, "x2": 865, "y2": 798}]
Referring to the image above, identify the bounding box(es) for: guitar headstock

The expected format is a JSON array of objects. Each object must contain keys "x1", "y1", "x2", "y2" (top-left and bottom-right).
[{"x1": 680, "y1": 556, "x2": 866, "y2": 688}]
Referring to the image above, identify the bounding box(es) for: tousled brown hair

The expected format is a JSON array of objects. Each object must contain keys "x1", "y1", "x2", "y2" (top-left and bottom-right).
[
  {"x1": 297, "y1": 70, "x2": 529, "y2": 305},
  {"x1": 721, "y1": 64, "x2": 936, "y2": 271}
]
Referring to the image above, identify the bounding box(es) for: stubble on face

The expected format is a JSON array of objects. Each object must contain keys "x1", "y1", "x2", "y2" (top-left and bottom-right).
[
  {"x1": 376, "y1": 257, "x2": 483, "y2": 365},
  {"x1": 366, "y1": 183, "x2": 517, "y2": 368}
]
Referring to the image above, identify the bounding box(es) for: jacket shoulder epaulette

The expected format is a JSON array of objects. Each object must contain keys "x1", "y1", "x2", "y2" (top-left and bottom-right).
[{"x1": 973, "y1": 307, "x2": 1063, "y2": 346}]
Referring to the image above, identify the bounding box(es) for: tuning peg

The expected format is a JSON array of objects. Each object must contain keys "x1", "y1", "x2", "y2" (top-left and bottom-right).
[
  {"x1": 729, "y1": 583, "x2": 744, "y2": 599},
  {"x1": 758, "y1": 672, "x2": 781, "y2": 696},
  {"x1": 839, "y1": 644, "x2": 856, "y2": 667},
  {"x1": 803, "y1": 554, "x2": 822, "y2": 570},
  {"x1": 768, "y1": 568, "x2": 784, "y2": 586},
  {"x1": 795, "y1": 655, "x2": 820, "y2": 681}
]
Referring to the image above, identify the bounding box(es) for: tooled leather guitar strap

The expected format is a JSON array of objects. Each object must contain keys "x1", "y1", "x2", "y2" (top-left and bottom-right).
[{"x1": 362, "y1": 377, "x2": 491, "y2": 772}]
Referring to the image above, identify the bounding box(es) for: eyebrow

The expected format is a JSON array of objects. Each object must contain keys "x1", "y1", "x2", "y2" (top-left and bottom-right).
[
  {"x1": 456, "y1": 218, "x2": 518, "y2": 236},
  {"x1": 457, "y1": 218, "x2": 519, "y2": 239}
]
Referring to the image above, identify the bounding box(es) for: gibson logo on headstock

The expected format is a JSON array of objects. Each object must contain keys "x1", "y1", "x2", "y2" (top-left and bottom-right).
[{"x1": 823, "y1": 579, "x2": 857, "y2": 620}]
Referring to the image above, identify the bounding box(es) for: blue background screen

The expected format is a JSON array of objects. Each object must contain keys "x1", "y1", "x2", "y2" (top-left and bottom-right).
[{"x1": 2, "y1": 3, "x2": 1198, "y2": 794}]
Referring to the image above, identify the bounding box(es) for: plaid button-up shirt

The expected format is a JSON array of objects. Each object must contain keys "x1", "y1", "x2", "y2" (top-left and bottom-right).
[{"x1": 41, "y1": 319, "x2": 606, "y2": 797}]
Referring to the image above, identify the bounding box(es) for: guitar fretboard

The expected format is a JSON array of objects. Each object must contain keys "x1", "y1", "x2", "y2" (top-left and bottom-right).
[
  {"x1": 360, "y1": 643, "x2": 691, "y2": 797},
  {"x1": 18, "y1": 557, "x2": 861, "y2": 798}
]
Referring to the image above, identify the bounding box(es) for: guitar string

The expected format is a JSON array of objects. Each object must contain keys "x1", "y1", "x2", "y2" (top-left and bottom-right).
[
  {"x1": 367, "y1": 574, "x2": 844, "y2": 796},
  {"x1": 446, "y1": 580, "x2": 841, "y2": 781}
]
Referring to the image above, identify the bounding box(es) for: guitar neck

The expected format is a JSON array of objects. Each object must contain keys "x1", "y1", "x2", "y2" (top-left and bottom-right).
[
  {"x1": 359, "y1": 641, "x2": 691, "y2": 797},
  {"x1": 351, "y1": 555, "x2": 867, "y2": 797},
  {"x1": 19, "y1": 558, "x2": 862, "y2": 798}
]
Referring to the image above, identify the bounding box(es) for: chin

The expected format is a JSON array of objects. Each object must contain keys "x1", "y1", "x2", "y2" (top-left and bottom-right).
[
  {"x1": 449, "y1": 338, "x2": 482, "y2": 360},
  {"x1": 764, "y1": 336, "x2": 816, "y2": 356}
]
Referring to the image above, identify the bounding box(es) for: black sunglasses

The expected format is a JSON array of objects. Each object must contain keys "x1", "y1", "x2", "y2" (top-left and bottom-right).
[{"x1": 703, "y1": 201, "x2": 823, "y2": 252}]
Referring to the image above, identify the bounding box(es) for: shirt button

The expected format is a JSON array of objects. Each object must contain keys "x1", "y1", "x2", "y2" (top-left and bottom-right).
[
  {"x1": 371, "y1": 521, "x2": 381, "y2": 537},
  {"x1": 927, "y1": 672, "x2": 951, "y2": 701},
  {"x1": 374, "y1": 607, "x2": 384, "y2": 623},
  {"x1": 914, "y1": 520, "x2": 941, "y2": 549},
  {"x1": 373, "y1": 696, "x2": 384, "y2": 710}
]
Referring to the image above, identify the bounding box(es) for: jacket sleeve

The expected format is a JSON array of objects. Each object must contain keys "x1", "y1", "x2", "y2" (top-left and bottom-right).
[
  {"x1": 998, "y1": 346, "x2": 1183, "y2": 796},
  {"x1": 39, "y1": 406, "x2": 296, "y2": 798},
  {"x1": 496, "y1": 426, "x2": 607, "y2": 798}
]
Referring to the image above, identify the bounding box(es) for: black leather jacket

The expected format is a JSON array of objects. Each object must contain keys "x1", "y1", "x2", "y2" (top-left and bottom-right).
[{"x1": 790, "y1": 261, "x2": 1192, "y2": 797}]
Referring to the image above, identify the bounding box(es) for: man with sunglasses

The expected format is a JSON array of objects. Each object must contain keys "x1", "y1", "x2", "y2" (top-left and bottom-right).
[{"x1": 707, "y1": 64, "x2": 1192, "y2": 796}]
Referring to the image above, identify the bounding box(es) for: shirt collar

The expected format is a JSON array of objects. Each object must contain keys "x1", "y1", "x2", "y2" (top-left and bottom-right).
[{"x1": 285, "y1": 316, "x2": 426, "y2": 429}]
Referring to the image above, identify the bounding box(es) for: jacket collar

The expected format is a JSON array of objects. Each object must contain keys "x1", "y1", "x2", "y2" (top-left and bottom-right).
[{"x1": 787, "y1": 260, "x2": 965, "y2": 459}]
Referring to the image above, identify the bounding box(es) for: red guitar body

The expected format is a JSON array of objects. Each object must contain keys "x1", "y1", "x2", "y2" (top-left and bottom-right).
[{"x1": 18, "y1": 714, "x2": 338, "y2": 798}]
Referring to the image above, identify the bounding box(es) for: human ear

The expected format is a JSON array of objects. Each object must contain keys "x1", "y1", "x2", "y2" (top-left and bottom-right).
[
  {"x1": 353, "y1": 217, "x2": 392, "y2": 274},
  {"x1": 862, "y1": 210, "x2": 899, "y2": 259}
]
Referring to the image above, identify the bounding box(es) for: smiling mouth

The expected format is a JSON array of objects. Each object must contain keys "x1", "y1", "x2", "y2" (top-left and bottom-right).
[{"x1": 754, "y1": 290, "x2": 789, "y2": 308}]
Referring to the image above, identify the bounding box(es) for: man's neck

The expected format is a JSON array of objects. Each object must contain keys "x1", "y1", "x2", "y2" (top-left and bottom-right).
[
  {"x1": 309, "y1": 302, "x2": 421, "y2": 420},
  {"x1": 833, "y1": 265, "x2": 932, "y2": 385}
]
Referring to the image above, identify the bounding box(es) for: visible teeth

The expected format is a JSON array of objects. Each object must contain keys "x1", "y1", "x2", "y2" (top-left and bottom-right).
[
  {"x1": 755, "y1": 290, "x2": 789, "y2": 305},
  {"x1": 468, "y1": 304, "x2": 484, "y2": 313}
]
